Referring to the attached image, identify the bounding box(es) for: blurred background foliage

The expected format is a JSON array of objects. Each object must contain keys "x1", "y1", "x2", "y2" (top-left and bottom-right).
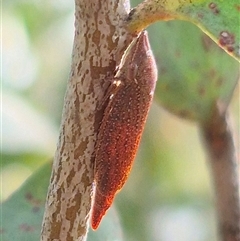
[{"x1": 1, "y1": 0, "x2": 239, "y2": 241}]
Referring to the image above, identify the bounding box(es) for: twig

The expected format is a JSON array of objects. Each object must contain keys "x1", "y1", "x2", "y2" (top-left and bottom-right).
[
  {"x1": 200, "y1": 103, "x2": 240, "y2": 241},
  {"x1": 40, "y1": 1, "x2": 132, "y2": 240}
]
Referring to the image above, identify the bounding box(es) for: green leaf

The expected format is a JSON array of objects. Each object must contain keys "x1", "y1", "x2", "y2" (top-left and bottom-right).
[
  {"x1": 1, "y1": 162, "x2": 123, "y2": 241},
  {"x1": 1, "y1": 162, "x2": 52, "y2": 241},
  {"x1": 148, "y1": 21, "x2": 239, "y2": 121},
  {"x1": 179, "y1": 1, "x2": 240, "y2": 62},
  {"x1": 127, "y1": 0, "x2": 240, "y2": 61}
]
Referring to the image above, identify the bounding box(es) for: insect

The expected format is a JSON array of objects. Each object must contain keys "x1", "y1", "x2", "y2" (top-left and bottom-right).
[{"x1": 91, "y1": 31, "x2": 157, "y2": 230}]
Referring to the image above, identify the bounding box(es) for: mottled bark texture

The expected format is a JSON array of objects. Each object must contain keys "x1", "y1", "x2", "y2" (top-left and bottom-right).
[
  {"x1": 201, "y1": 104, "x2": 240, "y2": 241},
  {"x1": 41, "y1": 1, "x2": 133, "y2": 240}
]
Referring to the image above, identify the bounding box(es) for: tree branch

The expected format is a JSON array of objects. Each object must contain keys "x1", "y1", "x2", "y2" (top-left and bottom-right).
[
  {"x1": 200, "y1": 103, "x2": 240, "y2": 241},
  {"x1": 41, "y1": 1, "x2": 133, "y2": 240}
]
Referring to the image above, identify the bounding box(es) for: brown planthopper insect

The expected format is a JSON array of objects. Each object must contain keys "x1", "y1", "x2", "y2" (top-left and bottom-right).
[{"x1": 91, "y1": 31, "x2": 158, "y2": 230}]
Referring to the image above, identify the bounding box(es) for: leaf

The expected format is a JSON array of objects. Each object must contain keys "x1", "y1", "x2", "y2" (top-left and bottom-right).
[
  {"x1": 148, "y1": 21, "x2": 239, "y2": 122},
  {"x1": 179, "y1": 1, "x2": 240, "y2": 62},
  {"x1": 127, "y1": 0, "x2": 240, "y2": 61},
  {"x1": 1, "y1": 162, "x2": 52, "y2": 241},
  {"x1": 1, "y1": 162, "x2": 123, "y2": 241}
]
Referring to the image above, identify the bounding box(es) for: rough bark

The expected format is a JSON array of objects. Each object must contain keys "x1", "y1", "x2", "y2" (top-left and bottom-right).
[
  {"x1": 41, "y1": 1, "x2": 133, "y2": 240},
  {"x1": 200, "y1": 104, "x2": 240, "y2": 241}
]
